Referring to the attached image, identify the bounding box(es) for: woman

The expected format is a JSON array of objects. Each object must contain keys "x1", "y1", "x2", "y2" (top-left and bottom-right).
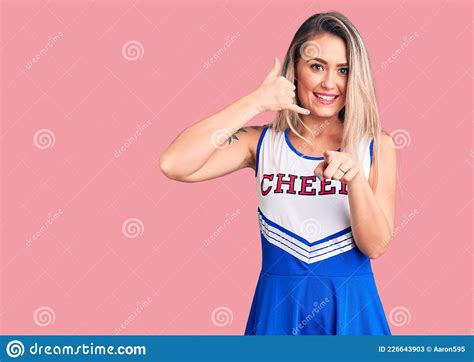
[{"x1": 160, "y1": 11, "x2": 396, "y2": 335}]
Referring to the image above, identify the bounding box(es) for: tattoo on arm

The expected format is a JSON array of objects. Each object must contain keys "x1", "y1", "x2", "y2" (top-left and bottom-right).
[
  {"x1": 227, "y1": 127, "x2": 247, "y2": 144},
  {"x1": 226, "y1": 125, "x2": 270, "y2": 145}
]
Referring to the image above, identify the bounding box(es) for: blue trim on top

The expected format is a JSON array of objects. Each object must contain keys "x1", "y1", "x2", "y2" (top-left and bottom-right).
[
  {"x1": 369, "y1": 137, "x2": 374, "y2": 166},
  {"x1": 255, "y1": 126, "x2": 269, "y2": 177},
  {"x1": 284, "y1": 128, "x2": 342, "y2": 160},
  {"x1": 284, "y1": 128, "x2": 324, "y2": 160},
  {"x1": 257, "y1": 207, "x2": 352, "y2": 246}
]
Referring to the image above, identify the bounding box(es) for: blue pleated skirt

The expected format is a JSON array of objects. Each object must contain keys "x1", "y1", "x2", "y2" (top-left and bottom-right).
[{"x1": 244, "y1": 233, "x2": 392, "y2": 336}]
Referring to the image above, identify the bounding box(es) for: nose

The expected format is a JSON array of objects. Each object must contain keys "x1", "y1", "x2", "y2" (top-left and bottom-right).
[{"x1": 322, "y1": 71, "x2": 336, "y2": 89}]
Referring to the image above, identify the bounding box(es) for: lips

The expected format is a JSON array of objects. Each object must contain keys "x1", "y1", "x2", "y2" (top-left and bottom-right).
[{"x1": 313, "y1": 92, "x2": 339, "y2": 105}]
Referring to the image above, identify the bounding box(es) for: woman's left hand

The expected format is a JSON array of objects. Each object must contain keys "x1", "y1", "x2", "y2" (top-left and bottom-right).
[{"x1": 313, "y1": 150, "x2": 363, "y2": 184}]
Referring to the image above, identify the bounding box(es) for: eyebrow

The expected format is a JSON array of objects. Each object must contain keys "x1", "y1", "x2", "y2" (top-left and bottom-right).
[{"x1": 307, "y1": 57, "x2": 348, "y2": 67}]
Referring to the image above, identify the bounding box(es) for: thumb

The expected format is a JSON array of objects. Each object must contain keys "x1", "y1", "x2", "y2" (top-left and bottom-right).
[
  {"x1": 314, "y1": 161, "x2": 327, "y2": 179},
  {"x1": 266, "y1": 57, "x2": 281, "y2": 79}
]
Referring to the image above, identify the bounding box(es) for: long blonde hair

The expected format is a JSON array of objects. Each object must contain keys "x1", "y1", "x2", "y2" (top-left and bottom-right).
[{"x1": 270, "y1": 11, "x2": 382, "y2": 189}]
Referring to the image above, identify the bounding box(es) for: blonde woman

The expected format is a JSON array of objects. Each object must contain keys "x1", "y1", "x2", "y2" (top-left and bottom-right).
[{"x1": 160, "y1": 11, "x2": 396, "y2": 335}]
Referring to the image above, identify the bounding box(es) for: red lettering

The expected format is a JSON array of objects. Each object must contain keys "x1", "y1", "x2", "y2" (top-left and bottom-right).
[
  {"x1": 298, "y1": 175, "x2": 317, "y2": 195},
  {"x1": 318, "y1": 177, "x2": 336, "y2": 195},
  {"x1": 275, "y1": 173, "x2": 297, "y2": 194},
  {"x1": 261, "y1": 174, "x2": 274, "y2": 195}
]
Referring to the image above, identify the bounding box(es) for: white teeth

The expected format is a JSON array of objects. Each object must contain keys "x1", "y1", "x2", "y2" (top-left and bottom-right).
[{"x1": 315, "y1": 93, "x2": 336, "y2": 100}]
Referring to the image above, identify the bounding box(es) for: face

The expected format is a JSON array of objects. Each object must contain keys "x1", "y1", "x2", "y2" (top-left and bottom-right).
[{"x1": 295, "y1": 33, "x2": 349, "y2": 119}]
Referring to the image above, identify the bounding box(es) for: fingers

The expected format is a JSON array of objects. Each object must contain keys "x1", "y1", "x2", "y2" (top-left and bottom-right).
[
  {"x1": 313, "y1": 160, "x2": 327, "y2": 179},
  {"x1": 285, "y1": 85, "x2": 296, "y2": 96},
  {"x1": 341, "y1": 166, "x2": 359, "y2": 183},
  {"x1": 332, "y1": 160, "x2": 352, "y2": 181},
  {"x1": 266, "y1": 57, "x2": 281, "y2": 79},
  {"x1": 322, "y1": 153, "x2": 343, "y2": 180},
  {"x1": 281, "y1": 77, "x2": 296, "y2": 91},
  {"x1": 281, "y1": 87, "x2": 295, "y2": 99},
  {"x1": 278, "y1": 79, "x2": 305, "y2": 114},
  {"x1": 287, "y1": 103, "x2": 311, "y2": 115},
  {"x1": 313, "y1": 151, "x2": 361, "y2": 183},
  {"x1": 323, "y1": 155, "x2": 360, "y2": 182},
  {"x1": 277, "y1": 76, "x2": 296, "y2": 92},
  {"x1": 279, "y1": 87, "x2": 309, "y2": 114}
]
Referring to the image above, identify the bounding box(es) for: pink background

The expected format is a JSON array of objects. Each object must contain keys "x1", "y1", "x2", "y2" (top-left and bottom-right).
[{"x1": 1, "y1": 0, "x2": 472, "y2": 335}]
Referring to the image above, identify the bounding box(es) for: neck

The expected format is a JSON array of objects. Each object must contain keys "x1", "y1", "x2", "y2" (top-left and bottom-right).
[{"x1": 297, "y1": 114, "x2": 344, "y2": 140}]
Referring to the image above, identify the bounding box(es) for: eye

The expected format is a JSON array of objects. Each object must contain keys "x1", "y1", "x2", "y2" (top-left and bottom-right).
[
  {"x1": 310, "y1": 63, "x2": 323, "y2": 71},
  {"x1": 339, "y1": 68, "x2": 349, "y2": 75}
]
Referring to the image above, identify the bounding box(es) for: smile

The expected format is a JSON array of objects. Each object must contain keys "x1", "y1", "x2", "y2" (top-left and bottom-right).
[{"x1": 313, "y1": 92, "x2": 339, "y2": 105}]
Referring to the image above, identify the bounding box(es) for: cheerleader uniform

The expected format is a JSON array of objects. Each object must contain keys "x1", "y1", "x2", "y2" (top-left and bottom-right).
[{"x1": 244, "y1": 126, "x2": 391, "y2": 336}]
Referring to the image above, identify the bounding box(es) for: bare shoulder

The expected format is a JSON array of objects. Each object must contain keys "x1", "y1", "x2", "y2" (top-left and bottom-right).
[
  {"x1": 244, "y1": 123, "x2": 271, "y2": 152},
  {"x1": 248, "y1": 124, "x2": 272, "y2": 169},
  {"x1": 379, "y1": 130, "x2": 397, "y2": 162},
  {"x1": 380, "y1": 130, "x2": 394, "y2": 145},
  {"x1": 368, "y1": 130, "x2": 397, "y2": 186},
  {"x1": 372, "y1": 130, "x2": 396, "y2": 159},
  {"x1": 230, "y1": 123, "x2": 271, "y2": 170}
]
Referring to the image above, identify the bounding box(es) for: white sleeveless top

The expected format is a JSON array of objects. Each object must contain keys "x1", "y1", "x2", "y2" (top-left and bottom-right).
[{"x1": 255, "y1": 126, "x2": 374, "y2": 265}]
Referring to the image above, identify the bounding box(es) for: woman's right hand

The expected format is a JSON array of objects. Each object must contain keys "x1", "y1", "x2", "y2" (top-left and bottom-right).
[{"x1": 251, "y1": 57, "x2": 310, "y2": 115}]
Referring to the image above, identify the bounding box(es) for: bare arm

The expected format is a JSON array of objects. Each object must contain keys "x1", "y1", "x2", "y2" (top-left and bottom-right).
[
  {"x1": 168, "y1": 125, "x2": 269, "y2": 183},
  {"x1": 159, "y1": 92, "x2": 262, "y2": 180},
  {"x1": 346, "y1": 132, "x2": 397, "y2": 258},
  {"x1": 159, "y1": 57, "x2": 310, "y2": 182},
  {"x1": 313, "y1": 131, "x2": 397, "y2": 258}
]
